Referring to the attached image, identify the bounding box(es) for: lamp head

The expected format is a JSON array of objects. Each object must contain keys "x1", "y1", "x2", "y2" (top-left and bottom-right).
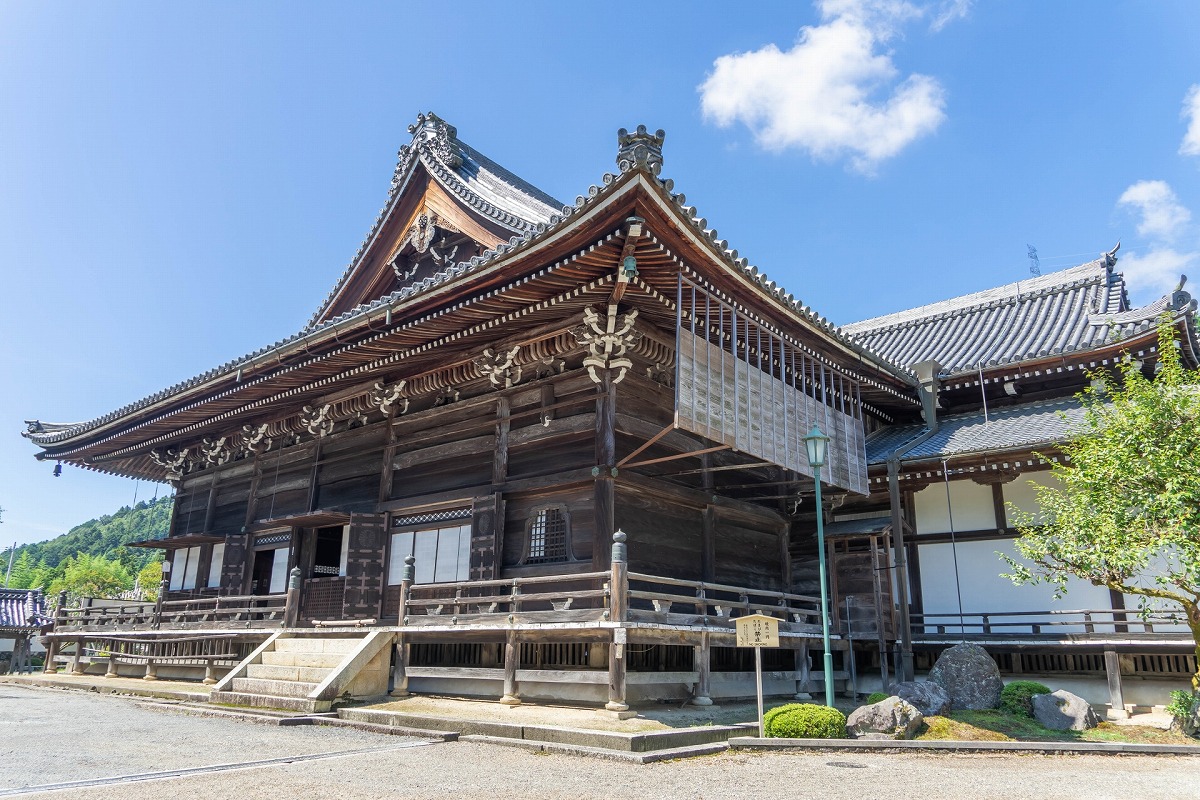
[{"x1": 804, "y1": 425, "x2": 829, "y2": 468}]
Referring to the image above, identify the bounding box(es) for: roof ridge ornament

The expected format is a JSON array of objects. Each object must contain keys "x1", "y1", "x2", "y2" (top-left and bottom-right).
[
  {"x1": 616, "y1": 125, "x2": 666, "y2": 176},
  {"x1": 391, "y1": 112, "x2": 463, "y2": 193}
]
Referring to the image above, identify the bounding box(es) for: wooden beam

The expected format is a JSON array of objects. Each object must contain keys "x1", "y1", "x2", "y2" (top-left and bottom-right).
[
  {"x1": 620, "y1": 444, "x2": 731, "y2": 470},
  {"x1": 616, "y1": 422, "x2": 676, "y2": 468}
]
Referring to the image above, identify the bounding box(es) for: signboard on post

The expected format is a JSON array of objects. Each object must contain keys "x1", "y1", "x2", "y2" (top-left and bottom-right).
[
  {"x1": 736, "y1": 613, "x2": 780, "y2": 737},
  {"x1": 736, "y1": 613, "x2": 780, "y2": 648}
]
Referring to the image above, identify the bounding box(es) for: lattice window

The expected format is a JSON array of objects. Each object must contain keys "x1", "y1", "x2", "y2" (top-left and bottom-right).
[{"x1": 526, "y1": 507, "x2": 569, "y2": 564}]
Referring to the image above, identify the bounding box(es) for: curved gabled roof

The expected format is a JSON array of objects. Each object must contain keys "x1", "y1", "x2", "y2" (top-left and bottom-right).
[
  {"x1": 842, "y1": 251, "x2": 1138, "y2": 375},
  {"x1": 307, "y1": 112, "x2": 564, "y2": 329}
]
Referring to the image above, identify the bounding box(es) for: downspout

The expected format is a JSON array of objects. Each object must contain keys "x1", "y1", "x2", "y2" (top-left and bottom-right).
[{"x1": 887, "y1": 358, "x2": 941, "y2": 683}]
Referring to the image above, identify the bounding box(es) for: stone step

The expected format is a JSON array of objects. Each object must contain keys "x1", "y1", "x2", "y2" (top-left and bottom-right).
[
  {"x1": 209, "y1": 691, "x2": 329, "y2": 714},
  {"x1": 274, "y1": 637, "x2": 363, "y2": 655},
  {"x1": 246, "y1": 663, "x2": 333, "y2": 683},
  {"x1": 231, "y1": 677, "x2": 321, "y2": 698},
  {"x1": 261, "y1": 651, "x2": 346, "y2": 669}
]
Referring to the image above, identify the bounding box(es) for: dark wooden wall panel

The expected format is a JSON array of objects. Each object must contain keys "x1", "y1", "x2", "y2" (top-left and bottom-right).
[{"x1": 615, "y1": 488, "x2": 702, "y2": 580}]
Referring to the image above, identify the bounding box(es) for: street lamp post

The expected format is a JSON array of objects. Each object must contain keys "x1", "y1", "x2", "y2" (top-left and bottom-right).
[{"x1": 805, "y1": 425, "x2": 835, "y2": 709}]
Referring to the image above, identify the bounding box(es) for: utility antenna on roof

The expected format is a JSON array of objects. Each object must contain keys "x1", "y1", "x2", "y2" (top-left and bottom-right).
[{"x1": 1027, "y1": 245, "x2": 1041, "y2": 277}]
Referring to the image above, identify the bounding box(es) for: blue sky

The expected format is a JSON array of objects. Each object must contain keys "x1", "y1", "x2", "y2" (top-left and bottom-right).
[{"x1": 2, "y1": 1, "x2": 1198, "y2": 549}]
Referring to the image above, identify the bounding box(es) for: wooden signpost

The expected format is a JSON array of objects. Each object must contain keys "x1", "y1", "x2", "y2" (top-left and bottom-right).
[{"x1": 736, "y1": 613, "x2": 779, "y2": 737}]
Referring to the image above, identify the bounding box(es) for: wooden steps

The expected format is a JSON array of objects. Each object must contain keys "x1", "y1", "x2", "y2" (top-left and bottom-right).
[{"x1": 210, "y1": 633, "x2": 379, "y2": 713}]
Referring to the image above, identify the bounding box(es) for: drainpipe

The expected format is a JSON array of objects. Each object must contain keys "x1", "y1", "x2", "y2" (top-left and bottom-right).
[{"x1": 887, "y1": 359, "x2": 941, "y2": 683}]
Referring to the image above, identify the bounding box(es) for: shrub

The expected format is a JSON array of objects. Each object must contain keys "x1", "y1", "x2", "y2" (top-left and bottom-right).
[
  {"x1": 1000, "y1": 680, "x2": 1051, "y2": 717},
  {"x1": 765, "y1": 703, "x2": 847, "y2": 739},
  {"x1": 763, "y1": 703, "x2": 805, "y2": 732},
  {"x1": 865, "y1": 692, "x2": 889, "y2": 705},
  {"x1": 1166, "y1": 690, "x2": 1199, "y2": 723}
]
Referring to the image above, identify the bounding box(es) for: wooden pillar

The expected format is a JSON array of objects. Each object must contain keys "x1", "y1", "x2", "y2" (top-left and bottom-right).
[
  {"x1": 691, "y1": 631, "x2": 713, "y2": 706},
  {"x1": 593, "y1": 374, "x2": 616, "y2": 571},
  {"x1": 143, "y1": 659, "x2": 158, "y2": 681},
  {"x1": 701, "y1": 506, "x2": 716, "y2": 583},
  {"x1": 500, "y1": 632, "x2": 521, "y2": 706},
  {"x1": 392, "y1": 635, "x2": 410, "y2": 696},
  {"x1": 203, "y1": 663, "x2": 218, "y2": 685},
  {"x1": 70, "y1": 638, "x2": 84, "y2": 675},
  {"x1": 794, "y1": 640, "x2": 813, "y2": 700},
  {"x1": 105, "y1": 652, "x2": 118, "y2": 679},
  {"x1": 1104, "y1": 649, "x2": 1129, "y2": 719},
  {"x1": 43, "y1": 638, "x2": 59, "y2": 674},
  {"x1": 492, "y1": 396, "x2": 510, "y2": 486},
  {"x1": 778, "y1": 520, "x2": 791, "y2": 590}
]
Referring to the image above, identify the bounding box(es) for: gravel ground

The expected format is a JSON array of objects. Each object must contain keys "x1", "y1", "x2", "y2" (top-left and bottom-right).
[{"x1": 2, "y1": 685, "x2": 1198, "y2": 800}]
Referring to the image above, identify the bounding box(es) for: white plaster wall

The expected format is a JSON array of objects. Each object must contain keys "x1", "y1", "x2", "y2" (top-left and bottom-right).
[
  {"x1": 918, "y1": 539, "x2": 1112, "y2": 633},
  {"x1": 914, "y1": 480, "x2": 996, "y2": 534},
  {"x1": 1002, "y1": 471, "x2": 1061, "y2": 527}
]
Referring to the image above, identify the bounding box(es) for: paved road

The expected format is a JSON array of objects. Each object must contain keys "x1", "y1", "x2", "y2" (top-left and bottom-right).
[{"x1": 2, "y1": 685, "x2": 1197, "y2": 799}]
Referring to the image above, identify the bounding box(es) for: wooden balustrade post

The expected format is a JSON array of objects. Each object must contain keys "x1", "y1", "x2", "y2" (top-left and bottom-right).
[
  {"x1": 398, "y1": 556, "x2": 415, "y2": 625},
  {"x1": 691, "y1": 631, "x2": 713, "y2": 706},
  {"x1": 284, "y1": 567, "x2": 302, "y2": 628},
  {"x1": 606, "y1": 530, "x2": 629, "y2": 713},
  {"x1": 1084, "y1": 612, "x2": 1095, "y2": 634},
  {"x1": 609, "y1": 531, "x2": 627, "y2": 623},
  {"x1": 500, "y1": 631, "x2": 521, "y2": 706},
  {"x1": 982, "y1": 614, "x2": 991, "y2": 635}
]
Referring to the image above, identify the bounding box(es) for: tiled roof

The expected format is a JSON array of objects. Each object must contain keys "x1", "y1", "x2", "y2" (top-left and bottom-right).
[
  {"x1": 27, "y1": 124, "x2": 913, "y2": 453},
  {"x1": 0, "y1": 589, "x2": 47, "y2": 632},
  {"x1": 865, "y1": 397, "x2": 1088, "y2": 464},
  {"x1": 842, "y1": 253, "x2": 1139, "y2": 376}
]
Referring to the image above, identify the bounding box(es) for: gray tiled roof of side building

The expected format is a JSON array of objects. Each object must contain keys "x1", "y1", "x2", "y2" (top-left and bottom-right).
[
  {"x1": 842, "y1": 254, "x2": 1129, "y2": 376},
  {"x1": 864, "y1": 397, "x2": 1088, "y2": 464}
]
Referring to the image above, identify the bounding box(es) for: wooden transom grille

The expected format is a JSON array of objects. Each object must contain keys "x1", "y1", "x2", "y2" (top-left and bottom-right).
[{"x1": 527, "y1": 508, "x2": 568, "y2": 564}]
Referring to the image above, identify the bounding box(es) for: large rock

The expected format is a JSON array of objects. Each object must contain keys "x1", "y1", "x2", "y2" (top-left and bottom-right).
[
  {"x1": 928, "y1": 643, "x2": 1003, "y2": 710},
  {"x1": 891, "y1": 680, "x2": 952, "y2": 717},
  {"x1": 1032, "y1": 690, "x2": 1099, "y2": 731},
  {"x1": 847, "y1": 697, "x2": 924, "y2": 740}
]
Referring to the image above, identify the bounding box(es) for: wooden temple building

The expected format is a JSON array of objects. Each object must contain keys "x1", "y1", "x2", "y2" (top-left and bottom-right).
[{"x1": 24, "y1": 114, "x2": 1199, "y2": 714}]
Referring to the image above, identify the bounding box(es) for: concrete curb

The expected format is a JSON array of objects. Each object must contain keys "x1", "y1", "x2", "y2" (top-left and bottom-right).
[
  {"x1": 459, "y1": 734, "x2": 729, "y2": 763},
  {"x1": 729, "y1": 736, "x2": 1200, "y2": 756},
  {"x1": 338, "y1": 707, "x2": 749, "y2": 753},
  {"x1": 3, "y1": 675, "x2": 209, "y2": 703}
]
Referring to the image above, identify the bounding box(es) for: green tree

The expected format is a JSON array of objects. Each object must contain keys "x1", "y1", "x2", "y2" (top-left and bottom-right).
[
  {"x1": 136, "y1": 560, "x2": 164, "y2": 602},
  {"x1": 48, "y1": 553, "x2": 133, "y2": 601},
  {"x1": 1005, "y1": 320, "x2": 1200, "y2": 708}
]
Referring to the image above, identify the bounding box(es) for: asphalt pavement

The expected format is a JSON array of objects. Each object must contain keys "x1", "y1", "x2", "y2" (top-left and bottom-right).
[{"x1": 2, "y1": 684, "x2": 1197, "y2": 799}]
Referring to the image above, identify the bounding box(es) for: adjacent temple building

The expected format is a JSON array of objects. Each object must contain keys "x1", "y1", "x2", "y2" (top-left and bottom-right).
[{"x1": 24, "y1": 115, "x2": 1199, "y2": 714}]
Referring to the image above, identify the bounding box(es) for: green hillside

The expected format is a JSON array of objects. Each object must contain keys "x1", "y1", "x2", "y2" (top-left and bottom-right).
[{"x1": 4, "y1": 495, "x2": 173, "y2": 595}]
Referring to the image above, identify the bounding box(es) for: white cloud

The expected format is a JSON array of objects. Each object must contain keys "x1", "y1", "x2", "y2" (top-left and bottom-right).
[
  {"x1": 1116, "y1": 180, "x2": 1199, "y2": 305},
  {"x1": 699, "y1": 0, "x2": 956, "y2": 173},
  {"x1": 1118, "y1": 180, "x2": 1191, "y2": 242},
  {"x1": 1181, "y1": 84, "x2": 1200, "y2": 157},
  {"x1": 930, "y1": 0, "x2": 971, "y2": 32}
]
